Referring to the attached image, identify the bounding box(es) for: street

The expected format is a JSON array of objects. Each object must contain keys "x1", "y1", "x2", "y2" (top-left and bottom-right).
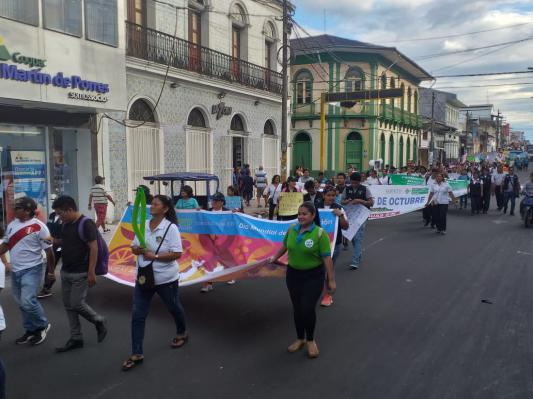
[{"x1": 2, "y1": 172, "x2": 533, "y2": 399}]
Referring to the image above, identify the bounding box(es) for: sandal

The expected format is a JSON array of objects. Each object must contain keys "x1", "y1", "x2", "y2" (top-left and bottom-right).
[
  {"x1": 171, "y1": 334, "x2": 189, "y2": 349},
  {"x1": 122, "y1": 355, "x2": 144, "y2": 371}
]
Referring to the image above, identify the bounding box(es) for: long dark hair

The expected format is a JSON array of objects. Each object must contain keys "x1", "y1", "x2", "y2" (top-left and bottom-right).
[
  {"x1": 153, "y1": 195, "x2": 178, "y2": 225},
  {"x1": 299, "y1": 201, "x2": 321, "y2": 227}
]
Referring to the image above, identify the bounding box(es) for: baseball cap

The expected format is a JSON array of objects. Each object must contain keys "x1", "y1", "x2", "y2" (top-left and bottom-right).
[
  {"x1": 14, "y1": 197, "x2": 37, "y2": 211},
  {"x1": 212, "y1": 192, "x2": 225, "y2": 202}
]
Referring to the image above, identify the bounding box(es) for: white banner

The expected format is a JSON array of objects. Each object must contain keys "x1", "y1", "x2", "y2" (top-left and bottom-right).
[
  {"x1": 368, "y1": 185, "x2": 430, "y2": 220},
  {"x1": 342, "y1": 204, "x2": 371, "y2": 241}
]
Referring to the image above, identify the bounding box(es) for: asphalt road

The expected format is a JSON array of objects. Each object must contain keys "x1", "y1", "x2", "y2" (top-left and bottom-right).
[{"x1": 2, "y1": 170, "x2": 533, "y2": 399}]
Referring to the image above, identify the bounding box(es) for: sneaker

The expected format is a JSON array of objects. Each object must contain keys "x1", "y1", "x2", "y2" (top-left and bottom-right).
[
  {"x1": 15, "y1": 331, "x2": 36, "y2": 345},
  {"x1": 95, "y1": 320, "x2": 108, "y2": 343},
  {"x1": 30, "y1": 323, "x2": 51, "y2": 346},
  {"x1": 200, "y1": 283, "x2": 214, "y2": 293},
  {"x1": 440, "y1": 231, "x2": 447, "y2": 235},
  {"x1": 349, "y1": 264, "x2": 359, "y2": 270},
  {"x1": 226, "y1": 280, "x2": 236, "y2": 285},
  {"x1": 37, "y1": 288, "x2": 53, "y2": 299},
  {"x1": 320, "y1": 293, "x2": 333, "y2": 307}
]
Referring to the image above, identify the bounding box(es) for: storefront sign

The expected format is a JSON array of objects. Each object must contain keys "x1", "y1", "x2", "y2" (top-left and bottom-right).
[
  {"x1": 0, "y1": 35, "x2": 46, "y2": 67},
  {"x1": 211, "y1": 102, "x2": 232, "y2": 120},
  {"x1": 10, "y1": 150, "x2": 47, "y2": 209}
]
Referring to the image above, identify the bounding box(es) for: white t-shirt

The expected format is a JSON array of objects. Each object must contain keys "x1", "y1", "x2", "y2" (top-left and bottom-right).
[
  {"x1": 133, "y1": 219, "x2": 182, "y2": 286},
  {"x1": 431, "y1": 182, "x2": 453, "y2": 205},
  {"x1": 2, "y1": 218, "x2": 52, "y2": 272},
  {"x1": 265, "y1": 184, "x2": 282, "y2": 205},
  {"x1": 366, "y1": 177, "x2": 381, "y2": 186}
]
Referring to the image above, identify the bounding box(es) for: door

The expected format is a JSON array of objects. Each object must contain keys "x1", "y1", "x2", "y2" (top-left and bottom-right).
[
  {"x1": 345, "y1": 132, "x2": 363, "y2": 171},
  {"x1": 127, "y1": 0, "x2": 147, "y2": 58},
  {"x1": 188, "y1": 10, "x2": 201, "y2": 72},
  {"x1": 265, "y1": 40, "x2": 273, "y2": 89},
  {"x1": 232, "y1": 27, "x2": 241, "y2": 80},
  {"x1": 399, "y1": 137, "x2": 404, "y2": 167},
  {"x1": 232, "y1": 136, "x2": 244, "y2": 168},
  {"x1": 389, "y1": 136, "x2": 394, "y2": 166},
  {"x1": 292, "y1": 132, "x2": 312, "y2": 171}
]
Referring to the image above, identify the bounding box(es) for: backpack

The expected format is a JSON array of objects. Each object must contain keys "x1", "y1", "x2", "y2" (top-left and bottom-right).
[{"x1": 77, "y1": 216, "x2": 109, "y2": 276}]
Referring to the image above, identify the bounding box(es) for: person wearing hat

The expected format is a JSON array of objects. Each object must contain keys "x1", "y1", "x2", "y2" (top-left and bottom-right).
[
  {"x1": 200, "y1": 192, "x2": 229, "y2": 293},
  {"x1": 88, "y1": 176, "x2": 115, "y2": 233},
  {"x1": 0, "y1": 197, "x2": 54, "y2": 346},
  {"x1": 341, "y1": 173, "x2": 374, "y2": 270}
]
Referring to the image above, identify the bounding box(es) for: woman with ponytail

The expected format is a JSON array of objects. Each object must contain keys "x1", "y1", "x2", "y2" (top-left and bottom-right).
[{"x1": 123, "y1": 195, "x2": 187, "y2": 371}]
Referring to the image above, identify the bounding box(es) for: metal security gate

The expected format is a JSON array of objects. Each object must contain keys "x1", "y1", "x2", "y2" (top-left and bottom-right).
[
  {"x1": 345, "y1": 131, "x2": 362, "y2": 171},
  {"x1": 292, "y1": 132, "x2": 311, "y2": 171},
  {"x1": 186, "y1": 128, "x2": 212, "y2": 195}
]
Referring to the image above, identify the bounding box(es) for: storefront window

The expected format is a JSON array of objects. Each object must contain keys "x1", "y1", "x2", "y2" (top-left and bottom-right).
[{"x1": 0, "y1": 124, "x2": 47, "y2": 227}]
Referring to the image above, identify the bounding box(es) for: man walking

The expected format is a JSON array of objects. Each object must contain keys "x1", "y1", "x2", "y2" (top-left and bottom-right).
[
  {"x1": 52, "y1": 196, "x2": 107, "y2": 352},
  {"x1": 502, "y1": 167, "x2": 520, "y2": 216},
  {"x1": 88, "y1": 176, "x2": 115, "y2": 233},
  {"x1": 0, "y1": 197, "x2": 53, "y2": 345},
  {"x1": 342, "y1": 173, "x2": 374, "y2": 270},
  {"x1": 480, "y1": 168, "x2": 492, "y2": 213},
  {"x1": 492, "y1": 164, "x2": 505, "y2": 211},
  {"x1": 254, "y1": 166, "x2": 268, "y2": 208}
]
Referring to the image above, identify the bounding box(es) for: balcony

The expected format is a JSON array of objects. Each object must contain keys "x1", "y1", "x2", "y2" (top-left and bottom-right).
[
  {"x1": 126, "y1": 21, "x2": 282, "y2": 95},
  {"x1": 379, "y1": 103, "x2": 420, "y2": 128}
]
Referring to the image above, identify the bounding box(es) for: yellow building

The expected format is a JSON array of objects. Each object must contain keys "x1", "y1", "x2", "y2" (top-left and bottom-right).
[{"x1": 290, "y1": 35, "x2": 433, "y2": 174}]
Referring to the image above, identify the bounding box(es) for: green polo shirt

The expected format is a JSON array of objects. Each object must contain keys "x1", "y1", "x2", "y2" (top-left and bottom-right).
[{"x1": 283, "y1": 224, "x2": 331, "y2": 270}]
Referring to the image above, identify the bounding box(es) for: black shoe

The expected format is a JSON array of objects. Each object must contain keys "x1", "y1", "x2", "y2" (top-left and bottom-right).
[
  {"x1": 503, "y1": 208, "x2": 507, "y2": 214},
  {"x1": 55, "y1": 339, "x2": 84, "y2": 353},
  {"x1": 510, "y1": 212, "x2": 515, "y2": 216},
  {"x1": 95, "y1": 320, "x2": 108, "y2": 343},
  {"x1": 37, "y1": 288, "x2": 53, "y2": 299},
  {"x1": 15, "y1": 331, "x2": 36, "y2": 345},
  {"x1": 424, "y1": 220, "x2": 430, "y2": 227},
  {"x1": 30, "y1": 323, "x2": 51, "y2": 346}
]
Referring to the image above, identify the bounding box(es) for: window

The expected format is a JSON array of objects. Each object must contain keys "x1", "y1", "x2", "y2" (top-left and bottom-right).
[
  {"x1": 43, "y1": 0, "x2": 82, "y2": 36},
  {"x1": 295, "y1": 70, "x2": 312, "y2": 105},
  {"x1": 187, "y1": 108, "x2": 206, "y2": 128},
  {"x1": 407, "y1": 87, "x2": 412, "y2": 113},
  {"x1": 400, "y1": 83, "x2": 405, "y2": 111},
  {"x1": 264, "y1": 120, "x2": 275, "y2": 136},
  {"x1": 129, "y1": 99, "x2": 156, "y2": 123},
  {"x1": 0, "y1": 0, "x2": 38, "y2": 25},
  {"x1": 231, "y1": 3, "x2": 246, "y2": 24},
  {"x1": 414, "y1": 91, "x2": 418, "y2": 115},
  {"x1": 345, "y1": 67, "x2": 364, "y2": 92},
  {"x1": 231, "y1": 115, "x2": 245, "y2": 132},
  {"x1": 85, "y1": 0, "x2": 118, "y2": 46},
  {"x1": 381, "y1": 73, "x2": 387, "y2": 89},
  {"x1": 264, "y1": 22, "x2": 276, "y2": 70}
]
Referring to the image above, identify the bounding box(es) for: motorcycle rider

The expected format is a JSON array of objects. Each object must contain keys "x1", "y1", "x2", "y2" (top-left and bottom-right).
[{"x1": 520, "y1": 172, "x2": 533, "y2": 217}]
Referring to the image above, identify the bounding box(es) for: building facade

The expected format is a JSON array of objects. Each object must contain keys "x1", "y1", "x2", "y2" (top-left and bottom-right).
[
  {"x1": 0, "y1": 0, "x2": 127, "y2": 227},
  {"x1": 290, "y1": 35, "x2": 432, "y2": 174},
  {"x1": 105, "y1": 0, "x2": 285, "y2": 216},
  {"x1": 460, "y1": 105, "x2": 499, "y2": 154}
]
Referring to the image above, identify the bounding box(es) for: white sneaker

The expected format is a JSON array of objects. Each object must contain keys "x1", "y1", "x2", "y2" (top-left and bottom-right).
[
  {"x1": 200, "y1": 283, "x2": 214, "y2": 293},
  {"x1": 226, "y1": 280, "x2": 236, "y2": 285},
  {"x1": 30, "y1": 323, "x2": 51, "y2": 346}
]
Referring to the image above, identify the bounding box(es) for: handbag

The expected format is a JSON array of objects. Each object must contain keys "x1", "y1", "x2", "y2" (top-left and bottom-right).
[{"x1": 136, "y1": 223, "x2": 172, "y2": 290}]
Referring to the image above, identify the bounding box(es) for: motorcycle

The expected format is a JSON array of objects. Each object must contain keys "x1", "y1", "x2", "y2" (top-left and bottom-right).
[{"x1": 522, "y1": 193, "x2": 533, "y2": 228}]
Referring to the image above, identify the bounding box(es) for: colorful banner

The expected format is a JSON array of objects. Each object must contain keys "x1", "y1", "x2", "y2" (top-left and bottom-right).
[
  {"x1": 10, "y1": 151, "x2": 47, "y2": 208},
  {"x1": 369, "y1": 185, "x2": 430, "y2": 219},
  {"x1": 278, "y1": 192, "x2": 304, "y2": 216},
  {"x1": 387, "y1": 175, "x2": 467, "y2": 197},
  {"x1": 106, "y1": 207, "x2": 338, "y2": 287}
]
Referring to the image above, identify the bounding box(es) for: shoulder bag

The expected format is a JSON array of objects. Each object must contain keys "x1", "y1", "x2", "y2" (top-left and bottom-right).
[{"x1": 136, "y1": 223, "x2": 172, "y2": 290}]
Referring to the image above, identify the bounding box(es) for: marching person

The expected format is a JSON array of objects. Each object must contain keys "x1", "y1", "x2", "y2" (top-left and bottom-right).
[
  {"x1": 469, "y1": 171, "x2": 483, "y2": 215},
  {"x1": 503, "y1": 167, "x2": 520, "y2": 216},
  {"x1": 0, "y1": 197, "x2": 54, "y2": 346},
  {"x1": 254, "y1": 166, "x2": 268, "y2": 208},
  {"x1": 425, "y1": 173, "x2": 457, "y2": 235},
  {"x1": 335, "y1": 173, "x2": 349, "y2": 250},
  {"x1": 38, "y1": 202, "x2": 63, "y2": 298},
  {"x1": 318, "y1": 186, "x2": 349, "y2": 307},
  {"x1": 457, "y1": 168, "x2": 470, "y2": 210},
  {"x1": 492, "y1": 164, "x2": 506, "y2": 211},
  {"x1": 52, "y1": 196, "x2": 107, "y2": 353},
  {"x1": 265, "y1": 175, "x2": 282, "y2": 221},
  {"x1": 124, "y1": 195, "x2": 187, "y2": 371},
  {"x1": 423, "y1": 169, "x2": 437, "y2": 227},
  {"x1": 0, "y1": 225, "x2": 9, "y2": 338},
  {"x1": 480, "y1": 168, "x2": 492, "y2": 213},
  {"x1": 303, "y1": 180, "x2": 324, "y2": 209},
  {"x1": 278, "y1": 177, "x2": 301, "y2": 221},
  {"x1": 341, "y1": 173, "x2": 374, "y2": 269},
  {"x1": 268, "y1": 202, "x2": 336, "y2": 359},
  {"x1": 88, "y1": 176, "x2": 115, "y2": 233}
]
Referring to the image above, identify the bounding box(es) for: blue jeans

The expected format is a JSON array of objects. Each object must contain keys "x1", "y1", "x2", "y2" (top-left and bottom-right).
[
  {"x1": 131, "y1": 280, "x2": 186, "y2": 355},
  {"x1": 11, "y1": 265, "x2": 48, "y2": 332},
  {"x1": 351, "y1": 222, "x2": 367, "y2": 266},
  {"x1": 504, "y1": 192, "x2": 516, "y2": 213},
  {"x1": 459, "y1": 195, "x2": 468, "y2": 209}
]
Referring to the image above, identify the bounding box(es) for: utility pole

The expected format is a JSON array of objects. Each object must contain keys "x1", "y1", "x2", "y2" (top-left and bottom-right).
[
  {"x1": 495, "y1": 109, "x2": 501, "y2": 150},
  {"x1": 280, "y1": 0, "x2": 289, "y2": 181},
  {"x1": 429, "y1": 91, "x2": 435, "y2": 166}
]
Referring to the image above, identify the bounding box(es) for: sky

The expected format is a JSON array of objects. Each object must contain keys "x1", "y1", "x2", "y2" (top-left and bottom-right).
[{"x1": 292, "y1": 0, "x2": 533, "y2": 141}]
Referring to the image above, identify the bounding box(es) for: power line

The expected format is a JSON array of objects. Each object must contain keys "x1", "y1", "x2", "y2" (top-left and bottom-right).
[
  {"x1": 434, "y1": 82, "x2": 533, "y2": 89},
  {"x1": 434, "y1": 71, "x2": 533, "y2": 78},
  {"x1": 382, "y1": 22, "x2": 532, "y2": 43}
]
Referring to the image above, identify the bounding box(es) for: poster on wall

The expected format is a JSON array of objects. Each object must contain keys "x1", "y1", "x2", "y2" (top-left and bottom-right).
[{"x1": 10, "y1": 151, "x2": 47, "y2": 218}]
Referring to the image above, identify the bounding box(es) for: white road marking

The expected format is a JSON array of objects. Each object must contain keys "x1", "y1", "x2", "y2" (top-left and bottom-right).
[{"x1": 517, "y1": 250, "x2": 533, "y2": 257}]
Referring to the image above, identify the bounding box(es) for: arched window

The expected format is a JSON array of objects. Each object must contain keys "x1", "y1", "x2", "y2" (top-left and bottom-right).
[
  {"x1": 264, "y1": 120, "x2": 275, "y2": 135},
  {"x1": 128, "y1": 99, "x2": 156, "y2": 123},
  {"x1": 231, "y1": 3, "x2": 247, "y2": 65},
  {"x1": 406, "y1": 137, "x2": 411, "y2": 161},
  {"x1": 295, "y1": 69, "x2": 313, "y2": 105},
  {"x1": 380, "y1": 133, "x2": 386, "y2": 160},
  {"x1": 264, "y1": 21, "x2": 276, "y2": 70},
  {"x1": 407, "y1": 87, "x2": 412, "y2": 114},
  {"x1": 399, "y1": 136, "x2": 404, "y2": 166},
  {"x1": 389, "y1": 135, "x2": 394, "y2": 166},
  {"x1": 390, "y1": 78, "x2": 396, "y2": 109},
  {"x1": 345, "y1": 132, "x2": 363, "y2": 171},
  {"x1": 380, "y1": 73, "x2": 387, "y2": 116},
  {"x1": 414, "y1": 90, "x2": 419, "y2": 115},
  {"x1": 381, "y1": 73, "x2": 387, "y2": 89},
  {"x1": 187, "y1": 108, "x2": 207, "y2": 128},
  {"x1": 400, "y1": 83, "x2": 405, "y2": 111},
  {"x1": 292, "y1": 132, "x2": 311, "y2": 170},
  {"x1": 345, "y1": 67, "x2": 364, "y2": 92},
  {"x1": 231, "y1": 114, "x2": 245, "y2": 131}
]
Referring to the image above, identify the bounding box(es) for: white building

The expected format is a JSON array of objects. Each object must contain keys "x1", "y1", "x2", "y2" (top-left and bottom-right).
[
  {"x1": 106, "y1": 0, "x2": 286, "y2": 214},
  {"x1": 0, "y1": 0, "x2": 127, "y2": 227}
]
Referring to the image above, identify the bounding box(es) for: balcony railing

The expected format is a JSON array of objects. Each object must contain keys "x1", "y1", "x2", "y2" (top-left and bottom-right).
[{"x1": 126, "y1": 21, "x2": 282, "y2": 95}]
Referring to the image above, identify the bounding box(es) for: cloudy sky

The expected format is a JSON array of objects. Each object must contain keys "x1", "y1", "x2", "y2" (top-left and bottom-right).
[{"x1": 292, "y1": 0, "x2": 533, "y2": 140}]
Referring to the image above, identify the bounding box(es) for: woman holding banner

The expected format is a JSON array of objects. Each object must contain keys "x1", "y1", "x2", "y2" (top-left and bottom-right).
[
  {"x1": 123, "y1": 195, "x2": 187, "y2": 371},
  {"x1": 425, "y1": 173, "x2": 457, "y2": 235},
  {"x1": 269, "y1": 202, "x2": 336, "y2": 359},
  {"x1": 278, "y1": 177, "x2": 301, "y2": 221}
]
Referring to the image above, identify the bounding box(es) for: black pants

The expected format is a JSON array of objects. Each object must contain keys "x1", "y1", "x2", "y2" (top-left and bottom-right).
[
  {"x1": 423, "y1": 206, "x2": 433, "y2": 226},
  {"x1": 286, "y1": 266, "x2": 325, "y2": 341},
  {"x1": 471, "y1": 195, "x2": 482, "y2": 214},
  {"x1": 482, "y1": 190, "x2": 491, "y2": 212},
  {"x1": 432, "y1": 204, "x2": 448, "y2": 232},
  {"x1": 268, "y1": 202, "x2": 277, "y2": 220},
  {"x1": 495, "y1": 186, "x2": 504, "y2": 210},
  {"x1": 278, "y1": 214, "x2": 297, "y2": 221}
]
